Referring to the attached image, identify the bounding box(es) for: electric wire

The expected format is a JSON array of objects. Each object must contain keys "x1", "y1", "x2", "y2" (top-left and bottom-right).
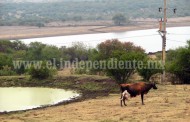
[
  {"x1": 54, "y1": 34, "x2": 160, "y2": 45},
  {"x1": 167, "y1": 33, "x2": 190, "y2": 35},
  {"x1": 166, "y1": 38, "x2": 187, "y2": 43}
]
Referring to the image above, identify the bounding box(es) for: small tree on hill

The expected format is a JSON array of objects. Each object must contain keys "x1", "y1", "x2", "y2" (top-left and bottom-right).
[
  {"x1": 36, "y1": 22, "x2": 45, "y2": 28},
  {"x1": 112, "y1": 14, "x2": 127, "y2": 26}
]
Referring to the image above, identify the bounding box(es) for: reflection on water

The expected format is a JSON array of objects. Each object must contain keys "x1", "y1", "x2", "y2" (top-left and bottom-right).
[{"x1": 0, "y1": 87, "x2": 80, "y2": 112}]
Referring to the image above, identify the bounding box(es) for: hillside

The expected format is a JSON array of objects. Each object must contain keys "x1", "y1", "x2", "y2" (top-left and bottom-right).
[
  {"x1": 0, "y1": 0, "x2": 190, "y2": 26},
  {"x1": 0, "y1": 0, "x2": 95, "y2": 3},
  {"x1": 0, "y1": 0, "x2": 60, "y2": 3}
]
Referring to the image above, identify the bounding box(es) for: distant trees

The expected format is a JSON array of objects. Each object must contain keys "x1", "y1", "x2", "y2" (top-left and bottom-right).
[
  {"x1": 1, "y1": 0, "x2": 189, "y2": 26},
  {"x1": 36, "y1": 23, "x2": 45, "y2": 28},
  {"x1": 73, "y1": 16, "x2": 83, "y2": 22},
  {"x1": 112, "y1": 14, "x2": 127, "y2": 26}
]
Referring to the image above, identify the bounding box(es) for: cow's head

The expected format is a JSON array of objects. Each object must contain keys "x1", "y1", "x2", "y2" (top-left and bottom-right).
[{"x1": 151, "y1": 82, "x2": 157, "y2": 89}]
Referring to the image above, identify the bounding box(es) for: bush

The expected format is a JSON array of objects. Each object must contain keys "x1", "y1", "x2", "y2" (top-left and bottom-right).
[
  {"x1": 74, "y1": 61, "x2": 90, "y2": 75},
  {"x1": 28, "y1": 61, "x2": 57, "y2": 79},
  {"x1": 0, "y1": 65, "x2": 17, "y2": 76},
  {"x1": 166, "y1": 41, "x2": 190, "y2": 84},
  {"x1": 138, "y1": 59, "x2": 163, "y2": 81}
]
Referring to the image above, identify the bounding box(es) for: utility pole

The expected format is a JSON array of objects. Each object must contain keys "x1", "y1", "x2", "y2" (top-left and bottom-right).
[
  {"x1": 158, "y1": 0, "x2": 177, "y2": 83},
  {"x1": 158, "y1": 0, "x2": 167, "y2": 83},
  {"x1": 162, "y1": 0, "x2": 167, "y2": 83}
]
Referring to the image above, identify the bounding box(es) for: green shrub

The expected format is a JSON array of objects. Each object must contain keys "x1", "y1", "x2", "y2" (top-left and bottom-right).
[
  {"x1": 166, "y1": 41, "x2": 190, "y2": 84},
  {"x1": 0, "y1": 65, "x2": 17, "y2": 76},
  {"x1": 138, "y1": 59, "x2": 163, "y2": 81},
  {"x1": 28, "y1": 61, "x2": 57, "y2": 79}
]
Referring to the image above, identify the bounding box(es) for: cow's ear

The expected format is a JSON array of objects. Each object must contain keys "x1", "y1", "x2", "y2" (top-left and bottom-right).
[
  {"x1": 151, "y1": 82, "x2": 156, "y2": 86},
  {"x1": 150, "y1": 81, "x2": 154, "y2": 84}
]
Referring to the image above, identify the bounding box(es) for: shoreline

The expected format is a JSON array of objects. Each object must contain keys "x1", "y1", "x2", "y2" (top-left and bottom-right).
[
  {"x1": 0, "y1": 20, "x2": 190, "y2": 40},
  {"x1": 0, "y1": 75, "x2": 118, "y2": 114}
]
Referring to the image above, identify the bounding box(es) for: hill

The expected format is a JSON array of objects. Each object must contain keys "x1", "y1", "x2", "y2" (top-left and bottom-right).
[{"x1": 0, "y1": 0, "x2": 189, "y2": 26}]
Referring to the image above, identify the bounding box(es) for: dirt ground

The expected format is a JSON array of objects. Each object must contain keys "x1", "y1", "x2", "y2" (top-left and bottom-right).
[
  {"x1": 0, "y1": 85, "x2": 190, "y2": 122},
  {"x1": 0, "y1": 17, "x2": 190, "y2": 40}
]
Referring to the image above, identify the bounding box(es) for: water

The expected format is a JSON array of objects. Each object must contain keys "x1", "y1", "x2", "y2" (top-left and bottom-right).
[
  {"x1": 0, "y1": 87, "x2": 80, "y2": 112},
  {"x1": 21, "y1": 26, "x2": 190, "y2": 52}
]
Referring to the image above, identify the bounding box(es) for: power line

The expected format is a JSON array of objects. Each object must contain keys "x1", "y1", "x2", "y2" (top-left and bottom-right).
[
  {"x1": 167, "y1": 38, "x2": 187, "y2": 43},
  {"x1": 115, "y1": 34, "x2": 159, "y2": 39},
  {"x1": 167, "y1": 33, "x2": 190, "y2": 35},
  {"x1": 54, "y1": 34, "x2": 160, "y2": 45}
]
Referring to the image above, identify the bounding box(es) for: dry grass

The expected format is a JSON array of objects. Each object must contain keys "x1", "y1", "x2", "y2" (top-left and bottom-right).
[{"x1": 0, "y1": 85, "x2": 190, "y2": 122}]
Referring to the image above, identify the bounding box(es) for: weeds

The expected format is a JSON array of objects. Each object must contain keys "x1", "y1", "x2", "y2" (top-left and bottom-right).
[
  {"x1": 183, "y1": 86, "x2": 187, "y2": 91},
  {"x1": 163, "y1": 97, "x2": 169, "y2": 103}
]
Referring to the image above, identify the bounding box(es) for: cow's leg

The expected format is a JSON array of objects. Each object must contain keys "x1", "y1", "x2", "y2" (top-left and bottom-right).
[
  {"x1": 123, "y1": 97, "x2": 127, "y2": 106},
  {"x1": 120, "y1": 98, "x2": 123, "y2": 107},
  {"x1": 120, "y1": 93, "x2": 122, "y2": 99},
  {"x1": 120, "y1": 93, "x2": 123, "y2": 107},
  {"x1": 141, "y1": 93, "x2": 145, "y2": 105}
]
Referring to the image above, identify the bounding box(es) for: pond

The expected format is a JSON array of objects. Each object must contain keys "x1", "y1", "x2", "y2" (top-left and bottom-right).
[{"x1": 0, "y1": 87, "x2": 80, "y2": 112}]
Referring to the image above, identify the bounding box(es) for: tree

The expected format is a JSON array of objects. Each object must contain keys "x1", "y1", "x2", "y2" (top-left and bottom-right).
[
  {"x1": 41, "y1": 45, "x2": 61, "y2": 60},
  {"x1": 26, "y1": 42, "x2": 46, "y2": 60},
  {"x1": 41, "y1": 45, "x2": 61, "y2": 68},
  {"x1": 112, "y1": 14, "x2": 127, "y2": 26},
  {"x1": 0, "y1": 53, "x2": 13, "y2": 69},
  {"x1": 0, "y1": 40, "x2": 14, "y2": 53},
  {"x1": 106, "y1": 50, "x2": 146, "y2": 84},
  {"x1": 12, "y1": 40, "x2": 27, "y2": 51},
  {"x1": 138, "y1": 58, "x2": 163, "y2": 81},
  {"x1": 36, "y1": 22, "x2": 45, "y2": 28},
  {"x1": 96, "y1": 39, "x2": 145, "y2": 83},
  {"x1": 62, "y1": 42, "x2": 89, "y2": 62},
  {"x1": 166, "y1": 40, "x2": 190, "y2": 84},
  {"x1": 97, "y1": 39, "x2": 144, "y2": 59}
]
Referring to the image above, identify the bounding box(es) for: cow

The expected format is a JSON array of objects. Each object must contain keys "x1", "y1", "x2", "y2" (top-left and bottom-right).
[
  {"x1": 120, "y1": 90, "x2": 130, "y2": 106},
  {"x1": 120, "y1": 82, "x2": 157, "y2": 106}
]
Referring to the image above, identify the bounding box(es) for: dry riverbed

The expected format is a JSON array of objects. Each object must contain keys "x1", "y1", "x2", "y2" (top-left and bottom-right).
[
  {"x1": 0, "y1": 17, "x2": 190, "y2": 40},
  {"x1": 0, "y1": 84, "x2": 190, "y2": 122}
]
